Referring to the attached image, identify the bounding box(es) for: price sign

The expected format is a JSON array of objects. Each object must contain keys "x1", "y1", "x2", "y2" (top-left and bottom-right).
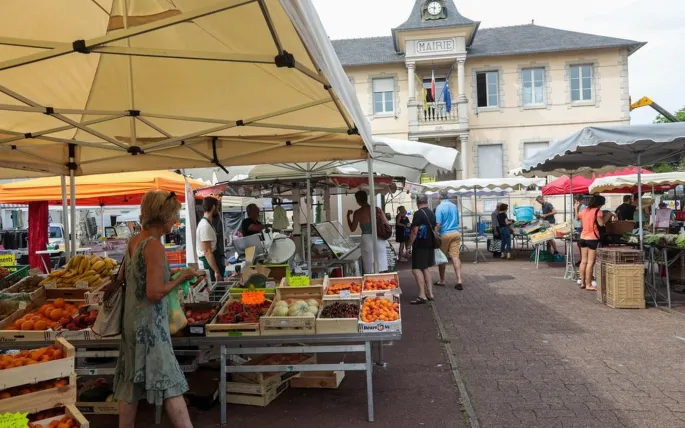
[
  {"x1": 44, "y1": 281, "x2": 57, "y2": 289},
  {"x1": 340, "y1": 290, "x2": 351, "y2": 298},
  {"x1": 75, "y1": 281, "x2": 89, "y2": 289},
  {"x1": 0, "y1": 253, "x2": 16, "y2": 267},
  {"x1": 0, "y1": 412, "x2": 29, "y2": 427}
]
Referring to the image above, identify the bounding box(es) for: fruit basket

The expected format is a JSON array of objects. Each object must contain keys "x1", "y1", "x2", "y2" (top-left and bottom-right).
[
  {"x1": 316, "y1": 299, "x2": 361, "y2": 334},
  {"x1": 0, "y1": 298, "x2": 94, "y2": 341},
  {"x1": 323, "y1": 276, "x2": 362, "y2": 300},
  {"x1": 1, "y1": 275, "x2": 46, "y2": 302},
  {"x1": 359, "y1": 295, "x2": 402, "y2": 333},
  {"x1": 259, "y1": 286, "x2": 323, "y2": 336},
  {"x1": 206, "y1": 293, "x2": 273, "y2": 337},
  {"x1": 0, "y1": 265, "x2": 30, "y2": 291},
  {"x1": 41, "y1": 255, "x2": 116, "y2": 300},
  {"x1": 361, "y1": 273, "x2": 400, "y2": 296},
  {"x1": 28, "y1": 404, "x2": 90, "y2": 428},
  {"x1": 181, "y1": 303, "x2": 219, "y2": 336}
]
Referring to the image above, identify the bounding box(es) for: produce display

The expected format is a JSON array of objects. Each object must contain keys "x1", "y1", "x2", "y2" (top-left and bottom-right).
[
  {"x1": 216, "y1": 300, "x2": 272, "y2": 324},
  {"x1": 28, "y1": 409, "x2": 78, "y2": 428},
  {"x1": 0, "y1": 377, "x2": 69, "y2": 399},
  {"x1": 185, "y1": 307, "x2": 217, "y2": 324},
  {"x1": 0, "y1": 266, "x2": 26, "y2": 289},
  {"x1": 0, "y1": 343, "x2": 66, "y2": 368},
  {"x1": 8, "y1": 299, "x2": 82, "y2": 331},
  {"x1": 7, "y1": 275, "x2": 43, "y2": 293},
  {"x1": 40, "y1": 254, "x2": 117, "y2": 289},
  {"x1": 61, "y1": 307, "x2": 99, "y2": 331},
  {"x1": 326, "y1": 282, "x2": 361, "y2": 295},
  {"x1": 363, "y1": 277, "x2": 398, "y2": 292},
  {"x1": 360, "y1": 297, "x2": 399, "y2": 323},
  {"x1": 272, "y1": 299, "x2": 320, "y2": 318},
  {"x1": 320, "y1": 302, "x2": 359, "y2": 319}
]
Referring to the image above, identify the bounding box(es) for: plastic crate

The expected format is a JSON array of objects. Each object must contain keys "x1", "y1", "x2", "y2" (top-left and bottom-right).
[
  {"x1": 166, "y1": 251, "x2": 186, "y2": 266},
  {"x1": 604, "y1": 263, "x2": 645, "y2": 309},
  {"x1": 597, "y1": 248, "x2": 643, "y2": 265},
  {"x1": 0, "y1": 265, "x2": 29, "y2": 290}
]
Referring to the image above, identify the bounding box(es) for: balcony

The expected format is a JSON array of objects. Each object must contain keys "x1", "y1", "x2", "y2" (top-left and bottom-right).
[{"x1": 418, "y1": 102, "x2": 458, "y2": 123}]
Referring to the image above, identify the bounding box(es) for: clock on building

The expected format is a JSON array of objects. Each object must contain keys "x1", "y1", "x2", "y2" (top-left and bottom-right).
[{"x1": 421, "y1": 1, "x2": 446, "y2": 21}]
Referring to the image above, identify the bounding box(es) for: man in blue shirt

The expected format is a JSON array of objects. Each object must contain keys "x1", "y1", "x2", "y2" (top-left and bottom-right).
[{"x1": 435, "y1": 190, "x2": 463, "y2": 290}]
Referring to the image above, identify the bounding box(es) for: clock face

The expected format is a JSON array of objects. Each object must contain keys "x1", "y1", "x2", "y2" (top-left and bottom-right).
[{"x1": 427, "y1": 1, "x2": 442, "y2": 15}]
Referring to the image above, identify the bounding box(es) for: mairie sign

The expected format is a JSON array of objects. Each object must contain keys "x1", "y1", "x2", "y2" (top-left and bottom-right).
[{"x1": 416, "y1": 39, "x2": 455, "y2": 54}]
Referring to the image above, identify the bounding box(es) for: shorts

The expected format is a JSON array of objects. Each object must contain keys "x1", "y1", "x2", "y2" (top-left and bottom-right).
[
  {"x1": 440, "y1": 231, "x2": 462, "y2": 259},
  {"x1": 579, "y1": 239, "x2": 600, "y2": 250},
  {"x1": 411, "y1": 247, "x2": 435, "y2": 270}
]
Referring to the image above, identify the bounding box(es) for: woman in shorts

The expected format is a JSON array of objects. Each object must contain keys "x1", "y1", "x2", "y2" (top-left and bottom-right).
[{"x1": 577, "y1": 195, "x2": 615, "y2": 290}]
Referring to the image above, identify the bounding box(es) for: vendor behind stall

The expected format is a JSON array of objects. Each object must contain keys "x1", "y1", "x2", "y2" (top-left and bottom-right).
[
  {"x1": 615, "y1": 195, "x2": 636, "y2": 221},
  {"x1": 196, "y1": 196, "x2": 225, "y2": 281},
  {"x1": 240, "y1": 203, "x2": 266, "y2": 237}
]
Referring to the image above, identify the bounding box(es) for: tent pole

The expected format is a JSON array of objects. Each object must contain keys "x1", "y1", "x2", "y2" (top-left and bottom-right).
[
  {"x1": 306, "y1": 167, "x2": 312, "y2": 278},
  {"x1": 566, "y1": 173, "x2": 576, "y2": 281},
  {"x1": 69, "y1": 170, "x2": 77, "y2": 256},
  {"x1": 120, "y1": 0, "x2": 138, "y2": 149},
  {"x1": 637, "y1": 155, "x2": 644, "y2": 251},
  {"x1": 652, "y1": 184, "x2": 656, "y2": 234},
  {"x1": 368, "y1": 158, "x2": 379, "y2": 273},
  {"x1": 60, "y1": 176, "x2": 70, "y2": 258},
  {"x1": 473, "y1": 185, "x2": 480, "y2": 264}
]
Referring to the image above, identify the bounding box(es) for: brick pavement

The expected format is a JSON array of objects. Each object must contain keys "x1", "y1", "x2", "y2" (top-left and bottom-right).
[{"x1": 428, "y1": 253, "x2": 685, "y2": 428}]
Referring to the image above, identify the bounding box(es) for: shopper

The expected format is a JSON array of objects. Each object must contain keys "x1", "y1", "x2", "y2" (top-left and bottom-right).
[
  {"x1": 114, "y1": 190, "x2": 197, "y2": 428},
  {"x1": 347, "y1": 190, "x2": 389, "y2": 273},
  {"x1": 407, "y1": 194, "x2": 436, "y2": 304},
  {"x1": 490, "y1": 202, "x2": 502, "y2": 258},
  {"x1": 395, "y1": 206, "x2": 410, "y2": 262},
  {"x1": 497, "y1": 203, "x2": 513, "y2": 259},
  {"x1": 574, "y1": 195, "x2": 586, "y2": 268},
  {"x1": 434, "y1": 190, "x2": 463, "y2": 290},
  {"x1": 535, "y1": 195, "x2": 560, "y2": 256},
  {"x1": 197, "y1": 196, "x2": 224, "y2": 282},
  {"x1": 577, "y1": 194, "x2": 615, "y2": 290},
  {"x1": 615, "y1": 195, "x2": 637, "y2": 221}
]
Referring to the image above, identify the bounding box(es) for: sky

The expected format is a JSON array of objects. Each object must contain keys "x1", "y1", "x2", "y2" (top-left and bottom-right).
[{"x1": 311, "y1": 0, "x2": 684, "y2": 124}]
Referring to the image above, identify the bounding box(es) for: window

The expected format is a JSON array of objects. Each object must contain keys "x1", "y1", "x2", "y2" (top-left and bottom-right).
[
  {"x1": 372, "y1": 78, "x2": 394, "y2": 114},
  {"x1": 522, "y1": 68, "x2": 545, "y2": 105},
  {"x1": 422, "y1": 77, "x2": 446, "y2": 102},
  {"x1": 570, "y1": 64, "x2": 593, "y2": 102},
  {"x1": 476, "y1": 71, "x2": 499, "y2": 108},
  {"x1": 477, "y1": 145, "x2": 503, "y2": 178},
  {"x1": 523, "y1": 141, "x2": 549, "y2": 161}
]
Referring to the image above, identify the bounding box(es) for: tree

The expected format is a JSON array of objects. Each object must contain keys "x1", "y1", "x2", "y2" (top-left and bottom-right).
[{"x1": 653, "y1": 105, "x2": 685, "y2": 124}]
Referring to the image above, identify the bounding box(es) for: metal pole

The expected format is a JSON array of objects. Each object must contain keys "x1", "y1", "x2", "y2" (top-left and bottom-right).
[
  {"x1": 473, "y1": 186, "x2": 479, "y2": 264},
  {"x1": 60, "y1": 176, "x2": 70, "y2": 258},
  {"x1": 69, "y1": 169, "x2": 77, "y2": 255},
  {"x1": 220, "y1": 345, "x2": 227, "y2": 424},
  {"x1": 652, "y1": 184, "x2": 656, "y2": 234},
  {"x1": 365, "y1": 341, "x2": 375, "y2": 422},
  {"x1": 368, "y1": 158, "x2": 379, "y2": 273},
  {"x1": 567, "y1": 173, "x2": 576, "y2": 280},
  {"x1": 306, "y1": 167, "x2": 312, "y2": 277},
  {"x1": 637, "y1": 156, "x2": 644, "y2": 251}
]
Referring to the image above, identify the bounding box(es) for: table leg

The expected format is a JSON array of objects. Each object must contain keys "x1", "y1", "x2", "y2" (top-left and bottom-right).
[
  {"x1": 41, "y1": 257, "x2": 50, "y2": 274},
  {"x1": 365, "y1": 341, "x2": 375, "y2": 422},
  {"x1": 220, "y1": 345, "x2": 227, "y2": 425},
  {"x1": 375, "y1": 340, "x2": 387, "y2": 367},
  {"x1": 664, "y1": 248, "x2": 672, "y2": 309}
]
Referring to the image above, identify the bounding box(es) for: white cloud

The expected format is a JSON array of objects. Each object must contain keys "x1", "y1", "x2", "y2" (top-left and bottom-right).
[{"x1": 312, "y1": 0, "x2": 685, "y2": 124}]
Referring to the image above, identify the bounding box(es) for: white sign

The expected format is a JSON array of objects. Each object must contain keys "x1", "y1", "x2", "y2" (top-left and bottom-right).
[{"x1": 417, "y1": 39, "x2": 455, "y2": 54}]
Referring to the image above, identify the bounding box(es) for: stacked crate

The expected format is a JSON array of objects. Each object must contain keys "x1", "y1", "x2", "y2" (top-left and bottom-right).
[{"x1": 596, "y1": 248, "x2": 645, "y2": 309}]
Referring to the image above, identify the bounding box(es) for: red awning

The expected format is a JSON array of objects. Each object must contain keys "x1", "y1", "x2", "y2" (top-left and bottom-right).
[{"x1": 542, "y1": 167, "x2": 653, "y2": 196}]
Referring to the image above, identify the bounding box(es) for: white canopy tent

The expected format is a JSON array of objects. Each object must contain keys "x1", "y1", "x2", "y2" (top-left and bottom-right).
[
  {"x1": 520, "y1": 123, "x2": 685, "y2": 248},
  {"x1": 589, "y1": 172, "x2": 685, "y2": 194}
]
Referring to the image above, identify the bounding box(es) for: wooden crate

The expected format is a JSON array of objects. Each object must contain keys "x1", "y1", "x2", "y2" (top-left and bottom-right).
[
  {"x1": 75, "y1": 400, "x2": 119, "y2": 415},
  {"x1": 259, "y1": 286, "x2": 323, "y2": 336},
  {"x1": 227, "y1": 380, "x2": 289, "y2": 407},
  {"x1": 322, "y1": 276, "x2": 362, "y2": 300},
  {"x1": 231, "y1": 354, "x2": 316, "y2": 390},
  {"x1": 291, "y1": 371, "x2": 345, "y2": 389},
  {"x1": 358, "y1": 295, "x2": 402, "y2": 334},
  {"x1": 181, "y1": 302, "x2": 219, "y2": 337},
  {"x1": 0, "y1": 338, "x2": 75, "y2": 390},
  {"x1": 206, "y1": 296, "x2": 272, "y2": 337},
  {"x1": 596, "y1": 262, "x2": 607, "y2": 304},
  {"x1": 45, "y1": 279, "x2": 111, "y2": 301},
  {"x1": 0, "y1": 375, "x2": 76, "y2": 414},
  {"x1": 605, "y1": 264, "x2": 645, "y2": 309},
  {"x1": 0, "y1": 301, "x2": 26, "y2": 330},
  {"x1": 362, "y1": 272, "x2": 400, "y2": 296},
  {"x1": 279, "y1": 277, "x2": 324, "y2": 287},
  {"x1": 597, "y1": 247, "x2": 643, "y2": 265},
  {"x1": 2, "y1": 276, "x2": 46, "y2": 302},
  {"x1": 31, "y1": 404, "x2": 90, "y2": 428},
  {"x1": 0, "y1": 297, "x2": 94, "y2": 341},
  {"x1": 316, "y1": 299, "x2": 361, "y2": 334}
]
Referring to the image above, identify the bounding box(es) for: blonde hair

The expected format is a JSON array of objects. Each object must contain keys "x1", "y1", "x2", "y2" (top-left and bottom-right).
[{"x1": 140, "y1": 191, "x2": 181, "y2": 229}]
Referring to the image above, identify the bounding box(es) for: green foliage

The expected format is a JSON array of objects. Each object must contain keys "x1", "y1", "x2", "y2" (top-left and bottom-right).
[
  {"x1": 653, "y1": 105, "x2": 685, "y2": 123},
  {"x1": 648, "y1": 106, "x2": 685, "y2": 171}
]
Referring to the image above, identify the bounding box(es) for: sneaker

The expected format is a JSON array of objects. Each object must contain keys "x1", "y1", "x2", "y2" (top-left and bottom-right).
[
  {"x1": 576, "y1": 279, "x2": 582, "y2": 285},
  {"x1": 506, "y1": 253, "x2": 512, "y2": 260},
  {"x1": 501, "y1": 254, "x2": 506, "y2": 259}
]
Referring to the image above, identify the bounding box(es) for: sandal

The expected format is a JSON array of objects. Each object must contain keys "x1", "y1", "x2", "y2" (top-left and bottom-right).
[
  {"x1": 426, "y1": 296, "x2": 435, "y2": 301},
  {"x1": 434, "y1": 281, "x2": 446, "y2": 287},
  {"x1": 410, "y1": 297, "x2": 428, "y2": 305}
]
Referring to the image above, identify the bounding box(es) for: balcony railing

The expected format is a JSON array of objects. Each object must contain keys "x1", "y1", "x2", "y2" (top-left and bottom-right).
[{"x1": 418, "y1": 101, "x2": 458, "y2": 123}]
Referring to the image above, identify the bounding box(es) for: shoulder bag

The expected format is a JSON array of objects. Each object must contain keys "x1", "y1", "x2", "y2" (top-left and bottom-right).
[
  {"x1": 92, "y1": 260, "x2": 125, "y2": 338},
  {"x1": 420, "y1": 208, "x2": 442, "y2": 249},
  {"x1": 375, "y1": 207, "x2": 393, "y2": 240}
]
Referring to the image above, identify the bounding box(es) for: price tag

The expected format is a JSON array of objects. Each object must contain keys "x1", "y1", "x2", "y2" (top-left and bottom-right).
[
  {"x1": 266, "y1": 281, "x2": 277, "y2": 289},
  {"x1": 0, "y1": 412, "x2": 29, "y2": 427},
  {"x1": 75, "y1": 281, "x2": 89, "y2": 289},
  {"x1": 17, "y1": 302, "x2": 27, "y2": 310},
  {"x1": 340, "y1": 290, "x2": 351, "y2": 298},
  {"x1": 190, "y1": 326, "x2": 204, "y2": 335},
  {"x1": 44, "y1": 281, "x2": 57, "y2": 289}
]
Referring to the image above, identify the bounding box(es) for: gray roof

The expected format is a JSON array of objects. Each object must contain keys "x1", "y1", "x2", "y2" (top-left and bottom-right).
[
  {"x1": 394, "y1": 0, "x2": 475, "y2": 31},
  {"x1": 332, "y1": 24, "x2": 645, "y2": 67}
]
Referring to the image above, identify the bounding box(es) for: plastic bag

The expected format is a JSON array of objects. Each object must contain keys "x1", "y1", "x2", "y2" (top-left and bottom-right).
[
  {"x1": 434, "y1": 248, "x2": 448, "y2": 265},
  {"x1": 167, "y1": 286, "x2": 187, "y2": 334}
]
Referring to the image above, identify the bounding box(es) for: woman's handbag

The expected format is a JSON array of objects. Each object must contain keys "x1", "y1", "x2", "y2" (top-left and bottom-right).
[
  {"x1": 92, "y1": 262, "x2": 125, "y2": 338},
  {"x1": 420, "y1": 208, "x2": 442, "y2": 249},
  {"x1": 487, "y1": 238, "x2": 502, "y2": 253},
  {"x1": 375, "y1": 207, "x2": 393, "y2": 240}
]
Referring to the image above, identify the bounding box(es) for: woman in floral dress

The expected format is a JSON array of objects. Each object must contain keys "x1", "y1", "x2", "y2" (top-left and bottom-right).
[{"x1": 114, "y1": 191, "x2": 197, "y2": 428}]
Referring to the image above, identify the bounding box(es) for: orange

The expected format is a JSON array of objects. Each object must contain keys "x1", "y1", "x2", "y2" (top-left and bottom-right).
[
  {"x1": 49, "y1": 309, "x2": 63, "y2": 321},
  {"x1": 52, "y1": 349, "x2": 63, "y2": 359},
  {"x1": 21, "y1": 321, "x2": 35, "y2": 330},
  {"x1": 34, "y1": 320, "x2": 48, "y2": 330},
  {"x1": 53, "y1": 298, "x2": 66, "y2": 308}
]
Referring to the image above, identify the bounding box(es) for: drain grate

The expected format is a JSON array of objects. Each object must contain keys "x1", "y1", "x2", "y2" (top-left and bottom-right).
[{"x1": 484, "y1": 275, "x2": 515, "y2": 282}]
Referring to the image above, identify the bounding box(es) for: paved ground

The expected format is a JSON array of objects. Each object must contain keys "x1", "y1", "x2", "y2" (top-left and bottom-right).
[
  {"x1": 88, "y1": 249, "x2": 685, "y2": 427},
  {"x1": 431, "y1": 251, "x2": 685, "y2": 428}
]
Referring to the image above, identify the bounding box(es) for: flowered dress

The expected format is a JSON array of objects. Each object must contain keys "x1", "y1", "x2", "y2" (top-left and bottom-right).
[{"x1": 113, "y1": 237, "x2": 188, "y2": 405}]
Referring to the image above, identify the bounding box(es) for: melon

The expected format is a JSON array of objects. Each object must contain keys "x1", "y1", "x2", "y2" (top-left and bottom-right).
[
  {"x1": 305, "y1": 305, "x2": 318, "y2": 315},
  {"x1": 306, "y1": 299, "x2": 319, "y2": 308},
  {"x1": 302, "y1": 311, "x2": 316, "y2": 318},
  {"x1": 288, "y1": 301, "x2": 311, "y2": 317},
  {"x1": 272, "y1": 305, "x2": 289, "y2": 316},
  {"x1": 274, "y1": 300, "x2": 288, "y2": 308}
]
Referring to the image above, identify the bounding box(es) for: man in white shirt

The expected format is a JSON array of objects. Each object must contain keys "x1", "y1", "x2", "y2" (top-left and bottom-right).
[{"x1": 196, "y1": 197, "x2": 224, "y2": 281}]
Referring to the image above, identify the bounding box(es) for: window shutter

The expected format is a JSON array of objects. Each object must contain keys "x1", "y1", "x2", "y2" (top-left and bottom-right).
[
  {"x1": 372, "y1": 78, "x2": 394, "y2": 93},
  {"x1": 477, "y1": 145, "x2": 503, "y2": 178}
]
